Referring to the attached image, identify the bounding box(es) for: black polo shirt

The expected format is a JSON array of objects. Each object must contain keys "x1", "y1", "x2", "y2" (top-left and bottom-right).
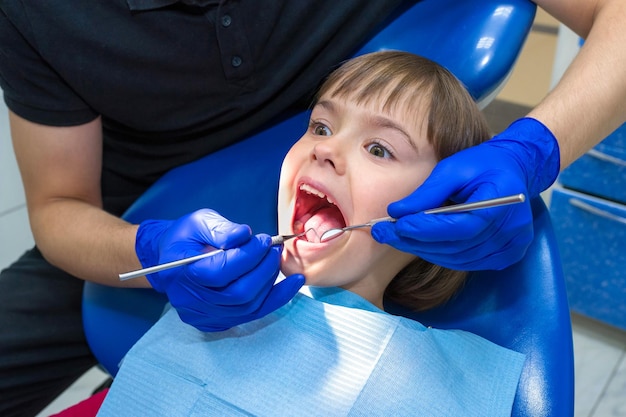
[{"x1": 0, "y1": 0, "x2": 405, "y2": 214}]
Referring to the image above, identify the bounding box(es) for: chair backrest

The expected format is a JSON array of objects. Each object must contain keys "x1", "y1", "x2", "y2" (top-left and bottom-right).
[{"x1": 83, "y1": 1, "x2": 574, "y2": 415}]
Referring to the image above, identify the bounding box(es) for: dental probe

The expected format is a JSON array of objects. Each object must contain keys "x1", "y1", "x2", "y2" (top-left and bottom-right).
[{"x1": 119, "y1": 231, "x2": 309, "y2": 281}]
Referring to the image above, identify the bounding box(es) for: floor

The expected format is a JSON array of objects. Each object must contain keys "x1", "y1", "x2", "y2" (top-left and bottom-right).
[{"x1": 0, "y1": 7, "x2": 624, "y2": 417}]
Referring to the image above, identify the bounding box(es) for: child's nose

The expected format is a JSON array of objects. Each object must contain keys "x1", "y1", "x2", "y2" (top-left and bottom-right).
[{"x1": 311, "y1": 139, "x2": 346, "y2": 174}]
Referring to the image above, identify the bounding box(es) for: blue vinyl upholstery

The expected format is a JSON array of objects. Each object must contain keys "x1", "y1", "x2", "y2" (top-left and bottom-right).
[{"x1": 83, "y1": 1, "x2": 574, "y2": 415}]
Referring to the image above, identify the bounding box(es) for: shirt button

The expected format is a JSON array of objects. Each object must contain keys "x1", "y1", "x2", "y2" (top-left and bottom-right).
[
  {"x1": 231, "y1": 56, "x2": 242, "y2": 67},
  {"x1": 221, "y1": 15, "x2": 232, "y2": 27}
]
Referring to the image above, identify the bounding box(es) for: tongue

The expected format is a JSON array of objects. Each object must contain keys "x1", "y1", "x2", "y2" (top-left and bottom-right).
[{"x1": 304, "y1": 207, "x2": 344, "y2": 243}]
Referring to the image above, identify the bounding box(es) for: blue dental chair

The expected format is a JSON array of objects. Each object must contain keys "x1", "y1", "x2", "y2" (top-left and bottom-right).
[{"x1": 82, "y1": 1, "x2": 575, "y2": 416}]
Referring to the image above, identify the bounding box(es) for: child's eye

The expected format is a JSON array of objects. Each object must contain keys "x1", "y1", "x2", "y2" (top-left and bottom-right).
[
  {"x1": 366, "y1": 142, "x2": 393, "y2": 159},
  {"x1": 309, "y1": 121, "x2": 332, "y2": 136}
]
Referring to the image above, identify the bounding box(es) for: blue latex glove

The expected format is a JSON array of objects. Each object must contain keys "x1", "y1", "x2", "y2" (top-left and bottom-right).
[
  {"x1": 135, "y1": 209, "x2": 305, "y2": 332},
  {"x1": 372, "y1": 117, "x2": 560, "y2": 271}
]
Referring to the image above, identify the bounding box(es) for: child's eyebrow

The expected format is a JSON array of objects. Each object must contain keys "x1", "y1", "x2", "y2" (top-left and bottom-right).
[
  {"x1": 315, "y1": 99, "x2": 337, "y2": 115},
  {"x1": 367, "y1": 114, "x2": 419, "y2": 153}
]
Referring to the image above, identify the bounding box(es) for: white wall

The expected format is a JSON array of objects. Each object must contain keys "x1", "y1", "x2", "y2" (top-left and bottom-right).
[
  {"x1": 550, "y1": 24, "x2": 581, "y2": 89},
  {"x1": 0, "y1": 99, "x2": 34, "y2": 270}
]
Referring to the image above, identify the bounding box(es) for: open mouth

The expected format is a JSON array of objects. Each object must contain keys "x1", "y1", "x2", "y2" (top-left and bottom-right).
[{"x1": 293, "y1": 183, "x2": 346, "y2": 243}]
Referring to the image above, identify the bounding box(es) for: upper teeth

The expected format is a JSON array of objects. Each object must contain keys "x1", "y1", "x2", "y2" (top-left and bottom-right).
[{"x1": 300, "y1": 183, "x2": 335, "y2": 205}]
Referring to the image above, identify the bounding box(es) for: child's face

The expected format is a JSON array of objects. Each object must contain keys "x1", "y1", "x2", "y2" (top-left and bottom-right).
[{"x1": 277, "y1": 94, "x2": 438, "y2": 307}]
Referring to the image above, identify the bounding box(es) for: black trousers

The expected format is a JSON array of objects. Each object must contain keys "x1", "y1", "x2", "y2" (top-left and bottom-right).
[{"x1": 0, "y1": 247, "x2": 97, "y2": 417}]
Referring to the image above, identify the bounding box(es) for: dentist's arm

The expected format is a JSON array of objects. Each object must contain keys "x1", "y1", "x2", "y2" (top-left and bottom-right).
[
  {"x1": 530, "y1": 0, "x2": 626, "y2": 166},
  {"x1": 10, "y1": 112, "x2": 144, "y2": 286}
]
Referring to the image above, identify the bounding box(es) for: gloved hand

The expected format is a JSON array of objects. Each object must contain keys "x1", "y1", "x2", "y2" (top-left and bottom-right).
[
  {"x1": 135, "y1": 209, "x2": 305, "y2": 331},
  {"x1": 372, "y1": 117, "x2": 560, "y2": 271}
]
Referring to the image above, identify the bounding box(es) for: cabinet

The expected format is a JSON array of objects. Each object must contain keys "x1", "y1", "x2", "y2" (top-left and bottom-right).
[{"x1": 550, "y1": 124, "x2": 626, "y2": 330}]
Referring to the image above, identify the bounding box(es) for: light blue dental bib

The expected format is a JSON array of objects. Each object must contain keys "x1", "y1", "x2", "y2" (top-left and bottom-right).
[{"x1": 98, "y1": 287, "x2": 524, "y2": 416}]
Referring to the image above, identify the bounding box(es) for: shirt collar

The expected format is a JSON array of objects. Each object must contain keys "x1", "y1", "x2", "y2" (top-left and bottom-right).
[{"x1": 126, "y1": 0, "x2": 219, "y2": 11}]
